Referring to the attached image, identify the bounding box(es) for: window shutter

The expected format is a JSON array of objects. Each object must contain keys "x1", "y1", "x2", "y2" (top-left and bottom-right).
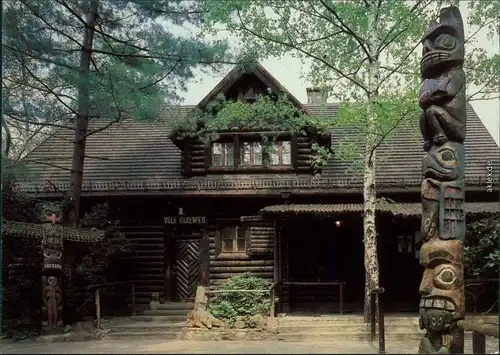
[{"x1": 240, "y1": 215, "x2": 274, "y2": 256}]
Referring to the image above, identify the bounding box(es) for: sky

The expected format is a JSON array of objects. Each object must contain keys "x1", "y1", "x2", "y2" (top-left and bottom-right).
[{"x1": 174, "y1": 3, "x2": 500, "y2": 146}]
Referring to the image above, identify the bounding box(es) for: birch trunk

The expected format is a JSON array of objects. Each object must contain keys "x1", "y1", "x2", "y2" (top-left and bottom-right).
[
  {"x1": 363, "y1": 4, "x2": 381, "y2": 323},
  {"x1": 68, "y1": 0, "x2": 99, "y2": 224}
]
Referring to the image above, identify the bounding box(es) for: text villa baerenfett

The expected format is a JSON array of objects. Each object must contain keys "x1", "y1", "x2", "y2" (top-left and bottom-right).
[{"x1": 486, "y1": 160, "x2": 493, "y2": 192}]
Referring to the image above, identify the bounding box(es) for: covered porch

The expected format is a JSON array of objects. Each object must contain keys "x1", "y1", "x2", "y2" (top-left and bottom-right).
[{"x1": 259, "y1": 201, "x2": 499, "y2": 315}]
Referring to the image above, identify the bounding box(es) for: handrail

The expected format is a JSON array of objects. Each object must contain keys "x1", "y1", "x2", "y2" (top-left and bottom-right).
[
  {"x1": 87, "y1": 280, "x2": 138, "y2": 328},
  {"x1": 370, "y1": 287, "x2": 385, "y2": 354},
  {"x1": 457, "y1": 319, "x2": 499, "y2": 354},
  {"x1": 269, "y1": 281, "x2": 279, "y2": 317}
]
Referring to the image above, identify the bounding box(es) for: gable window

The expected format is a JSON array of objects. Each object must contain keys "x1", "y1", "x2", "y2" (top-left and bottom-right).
[
  {"x1": 269, "y1": 141, "x2": 291, "y2": 166},
  {"x1": 212, "y1": 142, "x2": 234, "y2": 167},
  {"x1": 221, "y1": 226, "x2": 246, "y2": 253},
  {"x1": 241, "y1": 142, "x2": 263, "y2": 166}
]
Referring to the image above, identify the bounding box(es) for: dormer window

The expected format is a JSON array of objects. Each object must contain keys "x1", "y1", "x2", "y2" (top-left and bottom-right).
[
  {"x1": 241, "y1": 142, "x2": 263, "y2": 166},
  {"x1": 269, "y1": 141, "x2": 291, "y2": 166},
  {"x1": 212, "y1": 142, "x2": 234, "y2": 167}
]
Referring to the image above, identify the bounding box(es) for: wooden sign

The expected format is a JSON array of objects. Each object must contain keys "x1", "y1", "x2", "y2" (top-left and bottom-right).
[{"x1": 163, "y1": 216, "x2": 206, "y2": 225}]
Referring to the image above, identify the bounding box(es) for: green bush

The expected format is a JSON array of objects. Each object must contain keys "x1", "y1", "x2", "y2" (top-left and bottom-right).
[
  {"x1": 464, "y1": 214, "x2": 500, "y2": 312},
  {"x1": 208, "y1": 273, "x2": 275, "y2": 327},
  {"x1": 464, "y1": 214, "x2": 500, "y2": 279}
]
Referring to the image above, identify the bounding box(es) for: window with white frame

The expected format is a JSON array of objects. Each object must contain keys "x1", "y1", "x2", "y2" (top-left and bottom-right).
[
  {"x1": 269, "y1": 141, "x2": 291, "y2": 166},
  {"x1": 241, "y1": 141, "x2": 263, "y2": 166},
  {"x1": 221, "y1": 226, "x2": 246, "y2": 253},
  {"x1": 212, "y1": 142, "x2": 234, "y2": 167}
]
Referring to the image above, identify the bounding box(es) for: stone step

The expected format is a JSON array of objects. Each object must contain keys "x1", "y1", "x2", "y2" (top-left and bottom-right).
[
  {"x1": 109, "y1": 322, "x2": 186, "y2": 333},
  {"x1": 130, "y1": 315, "x2": 187, "y2": 322},
  {"x1": 278, "y1": 324, "x2": 423, "y2": 333},
  {"x1": 276, "y1": 331, "x2": 483, "y2": 342},
  {"x1": 104, "y1": 331, "x2": 181, "y2": 340},
  {"x1": 153, "y1": 302, "x2": 194, "y2": 311},
  {"x1": 143, "y1": 309, "x2": 191, "y2": 316},
  {"x1": 278, "y1": 316, "x2": 420, "y2": 325}
]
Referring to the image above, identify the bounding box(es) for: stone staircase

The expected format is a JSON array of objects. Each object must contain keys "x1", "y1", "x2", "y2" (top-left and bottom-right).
[{"x1": 103, "y1": 302, "x2": 193, "y2": 340}]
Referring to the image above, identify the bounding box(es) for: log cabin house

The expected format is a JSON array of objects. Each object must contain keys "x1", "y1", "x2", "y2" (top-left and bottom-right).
[{"x1": 17, "y1": 63, "x2": 500, "y2": 314}]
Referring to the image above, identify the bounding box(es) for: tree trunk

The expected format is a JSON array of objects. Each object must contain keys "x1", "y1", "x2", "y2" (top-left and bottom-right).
[
  {"x1": 68, "y1": 0, "x2": 99, "y2": 225},
  {"x1": 363, "y1": 5, "x2": 381, "y2": 323}
]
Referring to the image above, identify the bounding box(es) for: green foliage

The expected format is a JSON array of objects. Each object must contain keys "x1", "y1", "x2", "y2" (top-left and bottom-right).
[
  {"x1": 208, "y1": 273, "x2": 275, "y2": 327},
  {"x1": 199, "y1": 0, "x2": 499, "y2": 159},
  {"x1": 2, "y1": 0, "x2": 234, "y2": 162},
  {"x1": 2, "y1": 184, "x2": 41, "y2": 340},
  {"x1": 173, "y1": 93, "x2": 334, "y2": 170},
  {"x1": 464, "y1": 214, "x2": 500, "y2": 279},
  {"x1": 64, "y1": 202, "x2": 133, "y2": 321}
]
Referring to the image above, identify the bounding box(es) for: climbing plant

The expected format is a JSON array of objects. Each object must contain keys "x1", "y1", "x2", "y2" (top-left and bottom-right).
[{"x1": 172, "y1": 91, "x2": 334, "y2": 170}]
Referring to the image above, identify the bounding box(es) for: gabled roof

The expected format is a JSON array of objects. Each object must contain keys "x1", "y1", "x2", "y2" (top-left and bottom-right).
[
  {"x1": 16, "y1": 103, "x2": 499, "y2": 195},
  {"x1": 197, "y1": 62, "x2": 309, "y2": 114},
  {"x1": 14, "y1": 63, "x2": 500, "y2": 196}
]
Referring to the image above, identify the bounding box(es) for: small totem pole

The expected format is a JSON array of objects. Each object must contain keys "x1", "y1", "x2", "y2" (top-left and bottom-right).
[
  {"x1": 41, "y1": 204, "x2": 65, "y2": 333},
  {"x1": 3, "y1": 202, "x2": 105, "y2": 334},
  {"x1": 417, "y1": 6, "x2": 466, "y2": 354}
]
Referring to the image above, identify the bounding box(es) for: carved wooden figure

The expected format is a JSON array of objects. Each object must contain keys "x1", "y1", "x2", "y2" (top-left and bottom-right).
[
  {"x1": 42, "y1": 275, "x2": 63, "y2": 329},
  {"x1": 2, "y1": 201, "x2": 106, "y2": 333},
  {"x1": 418, "y1": 6, "x2": 466, "y2": 354}
]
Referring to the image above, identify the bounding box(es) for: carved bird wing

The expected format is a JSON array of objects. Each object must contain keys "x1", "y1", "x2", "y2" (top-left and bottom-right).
[
  {"x1": 63, "y1": 227, "x2": 106, "y2": 242},
  {"x1": 2, "y1": 220, "x2": 43, "y2": 239}
]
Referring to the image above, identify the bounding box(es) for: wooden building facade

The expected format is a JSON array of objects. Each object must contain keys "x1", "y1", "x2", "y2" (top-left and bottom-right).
[{"x1": 18, "y1": 63, "x2": 500, "y2": 314}]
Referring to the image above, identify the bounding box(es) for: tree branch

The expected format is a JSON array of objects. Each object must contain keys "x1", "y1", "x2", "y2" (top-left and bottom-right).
[
  {"x1": 318, "y1": 0, "x2": 372, "y2": 61},
  {"x1": 234, "y1": 9, "x2": 369, "y2": 94}
]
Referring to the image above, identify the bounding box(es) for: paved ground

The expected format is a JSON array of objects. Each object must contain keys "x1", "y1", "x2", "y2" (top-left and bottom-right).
[{"x1": 2, "y1": 339, "x2": 498, "y2": 354}]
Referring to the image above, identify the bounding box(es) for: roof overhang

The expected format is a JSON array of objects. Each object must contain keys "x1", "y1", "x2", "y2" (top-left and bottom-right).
[{"x1": 260, "y1": 202, "x2": 500, "y2": 218}]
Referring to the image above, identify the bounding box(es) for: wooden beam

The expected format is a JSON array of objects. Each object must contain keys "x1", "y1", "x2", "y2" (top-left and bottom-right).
[
  {"x1": 200, "y1": 226, "x2": 210, "y2": 287},
  {"x1": 163, "y1": 225, "x2": 174, "y2": 302}
]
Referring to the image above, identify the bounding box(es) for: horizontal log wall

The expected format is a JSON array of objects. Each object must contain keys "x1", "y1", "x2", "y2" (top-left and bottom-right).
[
  {"x1": 120, "y1": 224, "x2": 164, "y2": 304},
  {"x1": 208, "y1": 222, "x2": 275, "y2": 287},
  {"x1": 296, "y1": 136, "x2": 313, "y2": 173},
  {"x1": 183, "y1": 139, "x2": 208, "y2": 177}
]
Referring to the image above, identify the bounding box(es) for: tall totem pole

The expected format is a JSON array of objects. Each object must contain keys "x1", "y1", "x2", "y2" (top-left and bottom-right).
[{"x1": 417, "y1": 6, "x2": 466, "y2": 354}]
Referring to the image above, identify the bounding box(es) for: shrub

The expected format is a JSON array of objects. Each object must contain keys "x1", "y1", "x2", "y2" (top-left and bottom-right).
[
  {"x1": 464, "y1": 214, "x2": 500, "y2": 312},
  {"x1": 464, "y1": 214, "x2": 500, "y2": 279},
  {"x1": 208, "y1": 273, "x2": 275, "y2": 327},
  {"x1": 64, "y1": 202, "x2": 133, "y2": 321}
]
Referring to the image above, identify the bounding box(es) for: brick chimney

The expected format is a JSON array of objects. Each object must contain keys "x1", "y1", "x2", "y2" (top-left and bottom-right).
[{"x1": 306, "y1": 87, "x2": 326, "y2": 104}]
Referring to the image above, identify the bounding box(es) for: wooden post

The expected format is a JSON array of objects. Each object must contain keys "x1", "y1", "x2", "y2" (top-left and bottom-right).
[
  {"x1": 131, "y1": 283, "x2": 136, "y2": 316},
  {"x1": 370, "y1": 292, "x2": 376, "y2": 341},
  {"x1": 339, "y1": 283, "x2": 343, "y2": 315},
  {"x1": 95, "y1": 288, "x2": 100, "y2": 329},
  {"x1": 472, "y1": 332, "x2": 486, "y2": 354},
  {"x1": 270, "y1": 288, "x2": 275, "y2": 317},
  {"x1": 200, "y1": 226, "x2": 210, "y2": 287},
  {"x1": 378, "y1": 291, "x2": 385, "y2": 354},
  {"x1": 163, "y1": 225, "x2": 174, "y2": 302},
  {"x1": 277, "y1": 220, "x2": 283, "y2": 314}
]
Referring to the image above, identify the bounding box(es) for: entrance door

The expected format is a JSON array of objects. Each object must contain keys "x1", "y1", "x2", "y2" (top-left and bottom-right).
[{"x1": 173, "y1": 238, "x2": 201, "y2": 301}]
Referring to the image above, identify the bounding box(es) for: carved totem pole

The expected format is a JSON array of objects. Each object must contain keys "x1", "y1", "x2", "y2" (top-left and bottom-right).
[
  {"x1": 3, "y1": 202, "x2": 105, "y2": 334},
  {"x1": 417, "y1": 6, "x2": 466, "y2": 354},
  {"x1": 40, "y1": 204, "x2": 65, "y2": 332}
]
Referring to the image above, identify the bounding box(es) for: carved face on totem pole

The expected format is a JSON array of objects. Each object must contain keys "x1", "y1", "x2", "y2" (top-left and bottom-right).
[
  {"x1": 419, "y1": 239, "x2": 464, "y2": 326},
  {"x1": 38, "y1": 202, "x2": 63, "y2": 224},
  {"x1": 422, "y1": 141, "x2": 464, "y2": 181},
  {"x1": 43, "y1": 245, "x2": 63, "y2": 270},
  {"x1": 420, "y1": 7, "x2": 464, "y2": 79}
]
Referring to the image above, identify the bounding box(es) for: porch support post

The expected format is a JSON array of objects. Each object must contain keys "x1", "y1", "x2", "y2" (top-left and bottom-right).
[
  {"x1": 163, "y1": 224, "x2": 174, "y2": 302},
  {"x1": 200, "y1": 225, "x2": 210, "y2": 287}
]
